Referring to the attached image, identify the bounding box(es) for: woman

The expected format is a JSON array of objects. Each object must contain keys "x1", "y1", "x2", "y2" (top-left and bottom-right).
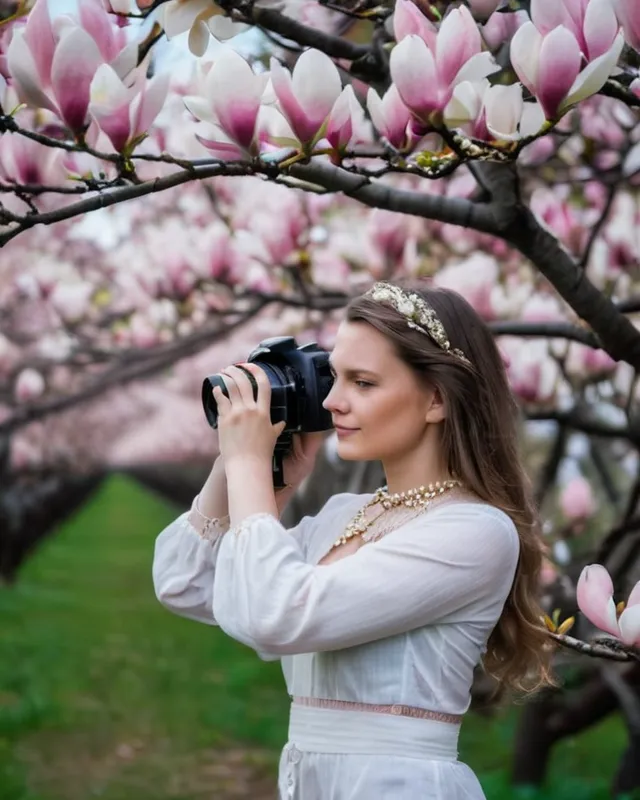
[{"x1": 152, "y1": 280, "x2": 553, "y2": 799}]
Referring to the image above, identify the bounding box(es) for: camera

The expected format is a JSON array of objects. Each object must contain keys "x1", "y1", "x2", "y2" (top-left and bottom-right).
[{"x1": 202, "y1": 336, "x2": 335, "y2": 488}]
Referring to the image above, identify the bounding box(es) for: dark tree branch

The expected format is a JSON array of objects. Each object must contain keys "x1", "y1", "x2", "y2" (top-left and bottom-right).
[
  {"x1": 0, "y1": 301, "x2": 268, "y2": 435},
  {"x1": 526, "y1": 409, "x2": 640, "y2": 445}
]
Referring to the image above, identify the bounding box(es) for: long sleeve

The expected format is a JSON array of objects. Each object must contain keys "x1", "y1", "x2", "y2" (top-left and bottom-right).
[
  {"x1": 212, "y1": 504, "x2": 520, "y2": 657},
  {"x1": 152, "y1": 492, "x2": 363, "y2": 630}
]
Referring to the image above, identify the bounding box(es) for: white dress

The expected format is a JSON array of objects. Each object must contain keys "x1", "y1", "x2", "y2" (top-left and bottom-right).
[{"x1": 152, "y1": 492, "x2": 520, "y2": 799}]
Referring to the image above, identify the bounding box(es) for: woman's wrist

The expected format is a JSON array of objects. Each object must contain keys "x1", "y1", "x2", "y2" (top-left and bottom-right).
[{"x1": 225, "y1": 457, "x2": 279, "y2": 524}]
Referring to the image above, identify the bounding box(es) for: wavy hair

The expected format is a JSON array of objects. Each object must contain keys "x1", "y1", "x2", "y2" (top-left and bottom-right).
[{"x1": 345, "y1": 281, "x2": 555, "y2": 694}]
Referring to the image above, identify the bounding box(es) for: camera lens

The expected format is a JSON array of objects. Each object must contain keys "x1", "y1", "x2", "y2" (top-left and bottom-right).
[{"x1": 201, "y1": 362, "x2": 292, "y2": 429}]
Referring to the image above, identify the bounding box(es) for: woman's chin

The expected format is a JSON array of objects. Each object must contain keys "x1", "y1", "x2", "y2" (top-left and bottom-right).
[{"x1": 335, "y1": 439, "x2": 364, "y2": 460}]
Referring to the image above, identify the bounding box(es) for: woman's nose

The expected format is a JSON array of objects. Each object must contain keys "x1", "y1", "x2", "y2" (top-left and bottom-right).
[{"x1": 322, "y1": 384, "x2": 348, "y2": 413}]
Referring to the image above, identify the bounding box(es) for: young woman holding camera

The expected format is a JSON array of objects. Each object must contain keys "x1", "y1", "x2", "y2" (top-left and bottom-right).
[{"x1": 152, "y1": 281, "x2": 553, "y2": 799}]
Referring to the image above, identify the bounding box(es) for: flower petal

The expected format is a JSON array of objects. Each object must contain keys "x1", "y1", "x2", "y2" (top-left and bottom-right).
[
  {"x1": 484, "y1": 82, "x2": 523, "y2": 140},
  {"x1": 584, "y1": 0, "x2": 620, "y2": 60},
  {"x1": 510, "y1": 21, "x2": 542, "y2": 96},
  {"x1": 537, "y1": 25, "x2": 581, "y2": 119},
  {"x1": 162, "y1": 0, "x2": 211, "y2": 38},
  {"x1": 209, "y1": 50, "x2": 262, "y2": 149},
  {"x1": 188, "y1": 18, "x2": 211, "y2": 57},
  {"x1": 436, "y1": 5, "x2": 482, "y2": 87},
  {"x1": 390, "y1": 34, "x2": 438, "y2": 120},
  {"x1": 576, "y1": 564, "x2": 620, "y2": 637},
  {"x1": 292, "y1": 49, "x2": 342, "y2": 127},
  {"x1": 619, "y1": 604, "x2": 640, "y2": 646},
  {"x1": 7, "y1": 30, "x2": 58, "y2": 113},
  {"x1": 563, "y1": 31, "x2": 625, "y2": 110},
  {"x1": 51, "y1": 27, "x2": 104, "y2": 133}
]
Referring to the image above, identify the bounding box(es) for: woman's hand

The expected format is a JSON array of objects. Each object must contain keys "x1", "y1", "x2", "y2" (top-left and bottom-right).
[{"x1": 212, "y1": 363, "x2": 285, "y2": 466}]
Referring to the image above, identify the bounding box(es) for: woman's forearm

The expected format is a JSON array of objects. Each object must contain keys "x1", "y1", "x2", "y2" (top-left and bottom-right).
[{"x1": 197, "y1": 455, "x2": 296, "y2": 521}]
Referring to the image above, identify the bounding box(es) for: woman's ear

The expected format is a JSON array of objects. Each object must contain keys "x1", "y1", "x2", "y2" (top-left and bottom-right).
[{"x1": 425, "y1": 386, "x2": 446, "y2": 424}]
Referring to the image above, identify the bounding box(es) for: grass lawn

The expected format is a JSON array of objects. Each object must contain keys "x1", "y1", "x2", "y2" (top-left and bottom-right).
[{"x1": 0, "y1": 475, "x2": 629, "y2": 799}]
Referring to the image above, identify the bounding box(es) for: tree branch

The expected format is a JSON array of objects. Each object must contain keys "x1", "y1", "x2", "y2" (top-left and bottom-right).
[
  {"x1": 0, "y1": 301, "x2": 268, "y2": 435},
  {"x1": 527, "y1": 408, "x2": 640, "y2": 445},
  {"x1": 288, "y1": 161, "x2": 498, "y2": 231}
]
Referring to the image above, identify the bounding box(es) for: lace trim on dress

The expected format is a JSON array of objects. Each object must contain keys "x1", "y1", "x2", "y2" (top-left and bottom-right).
[
  {"x1": 291, "y1": 696, "x2": 462, "y2": 725},
  {"x1": 230, "y1": 512, "x2": 279, "y2": 537},
  {"x1": 187, "y1": 495, "x2": 230, "y2": 543}
]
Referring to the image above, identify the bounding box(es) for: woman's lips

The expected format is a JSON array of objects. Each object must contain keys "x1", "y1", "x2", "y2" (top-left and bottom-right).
[{"x1": 335, "y1": 425, "x2": 359, "y2": 437}]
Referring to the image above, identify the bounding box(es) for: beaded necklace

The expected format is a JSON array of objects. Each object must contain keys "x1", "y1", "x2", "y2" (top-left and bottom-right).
[{"x1": 329, "y1": 479, "x2": 462, "y2": 552}]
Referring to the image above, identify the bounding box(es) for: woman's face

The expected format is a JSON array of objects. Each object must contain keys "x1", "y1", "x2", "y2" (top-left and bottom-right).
[{"x1": 322, "y1": 321, "x2": 441, "y2": 463}]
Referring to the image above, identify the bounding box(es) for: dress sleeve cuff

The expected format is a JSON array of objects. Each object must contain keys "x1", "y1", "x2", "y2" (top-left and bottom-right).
[{"x1": 186, "y1": 495, "x2": 230, "y2": 542}]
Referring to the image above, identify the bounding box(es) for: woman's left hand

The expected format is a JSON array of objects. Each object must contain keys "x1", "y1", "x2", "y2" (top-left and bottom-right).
[{"x1": 212, "y1": 363, "x2": 286, "y2": 466}]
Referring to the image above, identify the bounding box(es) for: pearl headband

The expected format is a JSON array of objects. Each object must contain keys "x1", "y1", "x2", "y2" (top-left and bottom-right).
[{"x1": 364, "y1": 282, "x2": 471, "y2": 365}]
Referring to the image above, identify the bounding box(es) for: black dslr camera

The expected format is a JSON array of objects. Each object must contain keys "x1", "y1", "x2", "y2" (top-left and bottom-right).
[{"x1": 202, "y1": 337, "x2": 334, "y2": 488}]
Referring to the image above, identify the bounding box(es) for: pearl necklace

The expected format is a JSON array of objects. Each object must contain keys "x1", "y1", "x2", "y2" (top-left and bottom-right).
[{"x1": 329, "y1": 479, "x2": 462, "y2": 551}]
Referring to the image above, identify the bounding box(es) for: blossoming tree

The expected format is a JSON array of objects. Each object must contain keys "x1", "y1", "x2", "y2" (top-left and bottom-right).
[{"x1": 1, "y1": 0, "x2": 640, "y2": 791}]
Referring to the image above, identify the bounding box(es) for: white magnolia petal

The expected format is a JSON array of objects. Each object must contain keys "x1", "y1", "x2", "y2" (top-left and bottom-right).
[
  {"x1": 619, "y1": 605, "x2": 640, "y2": 646},
  {"x1": 563, "y1": 31, "x2": 625, "y2": 110},
  {"x1": 453, "y1": 51, "x2": 500, "y2": 86}
]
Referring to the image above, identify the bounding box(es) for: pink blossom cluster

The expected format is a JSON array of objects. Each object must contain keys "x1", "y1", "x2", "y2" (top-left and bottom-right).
[{"x1": 0, "y1": 0, "x2": 638, "y2": 182}]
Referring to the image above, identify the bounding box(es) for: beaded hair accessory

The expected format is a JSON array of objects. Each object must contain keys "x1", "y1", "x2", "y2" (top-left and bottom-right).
[{"x1": 364, "y1": 282, "x2": 471, "y2": 365}]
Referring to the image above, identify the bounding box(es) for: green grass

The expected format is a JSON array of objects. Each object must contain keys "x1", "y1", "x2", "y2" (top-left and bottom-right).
[{"x1": 0, "y1": 475, "x2": 629, "y2": 799}]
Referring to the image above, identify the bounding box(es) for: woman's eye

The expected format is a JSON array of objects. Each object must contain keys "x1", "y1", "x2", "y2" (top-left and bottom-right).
[{"x1": 355, "y1": 380, "x2": 374, "y2": 389}]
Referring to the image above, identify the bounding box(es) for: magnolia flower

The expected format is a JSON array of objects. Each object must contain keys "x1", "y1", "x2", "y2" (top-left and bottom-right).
[
  {"x1": 90, "y1": 64, "x2": 169, "y2": 153},
  {"x1": 268, "y1": 49, "x2": 343, "y2": 149},
  {"x1": 50, "y1": 281, "x2": 95, "y2": 323},
  {"x1": 15, "y1": 368, "x2": 45, "y2": 402},
  {"x1": 392, "y1": 0, "x2": 436, "y2": 45},
  {"x1": 614, "y1": 0, "x2": 640, "y2": 50},
  {"x1": 511, "y1": 0, "x2": 624, "y2": 120},
  {"x1": 367, "y1": 85, "x2": 412, "y2": 151},
  {"x1": 390, "y1": 6, "x2": 499, "y2": 126},
  {"x1": 160, "y1": 0, "x2": 245, "y2": 56},
  {"x1": 7, "y1": 0, "x2": 137, "y2": 134},
  {"x1": 184, "y1": 49, "x2": 268, "y2": 159},
  {"x1": 577, "y1": 565, "x2": 640, "y2": 646},
  {"x1": 325, "y1": 85, "x2": 366, "y2": 153},
  {"x1": 559, "y1": 476, "x2": 595, "y2": 521}
]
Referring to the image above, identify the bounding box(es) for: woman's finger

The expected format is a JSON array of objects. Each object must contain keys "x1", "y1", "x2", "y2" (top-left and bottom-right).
[
  {"x1": 241, "y1": 363, "x2": 272, "y2": 414},
  {"x1": 224, "y1": 365, "x2": 257, "y2": 407},
  {"x1": 212, "y1": 384, "x2": 231, "y2": 417}
]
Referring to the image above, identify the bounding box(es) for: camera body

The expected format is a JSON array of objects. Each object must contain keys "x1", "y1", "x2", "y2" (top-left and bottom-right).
[{"x1": 202, "y1": 336, "x2": 335, "y2": 488}]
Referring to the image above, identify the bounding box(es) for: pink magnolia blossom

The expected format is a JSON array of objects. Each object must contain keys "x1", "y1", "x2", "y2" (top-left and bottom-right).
[
  {"x1": 445, "y1": 80, "x2": 544, "y2": 141},
  {"x1": 185, "y1": 49, "x2": 268, "y2": 159},
  {"x1": 615, "y1": 0, "x2": 640, "y2": 50},
  {"x1": 366, "y1": 85, "x2": 412, "y2": 151},
  {"x1": 559, "y1": 476, "x2": 595, "y2": 521},
  {"x1": 7, "y1": 0, "x2": 137, "y2": 135},
  {"x1": 325, "y1": 85, "x2": 367, "y2": 154},
  {"x1": 269, "y1": 49, "x2": 343, "y2": 149},
  {"x1": 49, "y1": 282, "x2": 94, "y2": 323},
  {"x1": 389, "y1": 6, "x2": 499, "y2": 127},
  {"x1": 90, "y1": 64, "x2": 169, "y2": 154},
  {"x1": 577, "y1": 565, "x2": 640, "y2": 646},
  {"x1": 481, "y1": 9, "x2": 528, "y2": 50},
  {"x1": 392, "y1": 0, "x2": 437, "y2": 46},
  {"x1": 15, "y1": 367, "x2": 45, "y2": 401},
  {"x1": 510, "y1": 0, "x2": 624, "y2": 120}
]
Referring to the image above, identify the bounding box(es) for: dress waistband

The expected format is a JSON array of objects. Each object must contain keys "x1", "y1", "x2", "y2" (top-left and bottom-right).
[{"x1": 288, "y1": 701, "x2": 460, "y2": 761}]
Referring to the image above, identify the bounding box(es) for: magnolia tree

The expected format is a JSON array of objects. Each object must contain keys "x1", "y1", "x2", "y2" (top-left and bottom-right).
[{"x1": 1, "y1": 0, "x2": 640, "y2": 791}]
